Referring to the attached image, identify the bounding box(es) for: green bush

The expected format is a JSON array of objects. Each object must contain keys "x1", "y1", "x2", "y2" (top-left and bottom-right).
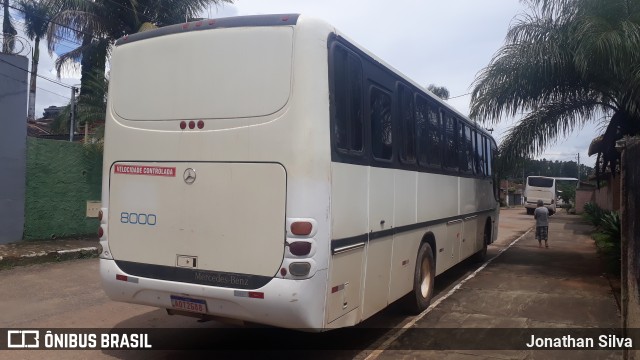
[
  {"x1": 585, "y1": 204, "x2": 621, "y2": 277},
  {"x1": 601, "y1": 211, "x2": 621, "y2": 240},
  {"x1": 582, "y1": 202, "x2": 610, "y2": 227}
]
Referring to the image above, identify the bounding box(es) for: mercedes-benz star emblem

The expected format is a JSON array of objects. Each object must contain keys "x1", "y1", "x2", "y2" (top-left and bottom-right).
[{"x1": 183, "y1": 168, "x2": 196, "y2": 184}]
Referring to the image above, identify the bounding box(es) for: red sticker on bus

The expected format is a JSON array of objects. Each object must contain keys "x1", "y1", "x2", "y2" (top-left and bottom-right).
[{"x1": 114, "y1": 165, "x2": 176, "y2": 177}]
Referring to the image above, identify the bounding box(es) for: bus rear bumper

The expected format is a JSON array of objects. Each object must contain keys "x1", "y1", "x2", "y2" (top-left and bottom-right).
[{"x1": 100, "y1": 259, "x2": 327, "y2": 330}]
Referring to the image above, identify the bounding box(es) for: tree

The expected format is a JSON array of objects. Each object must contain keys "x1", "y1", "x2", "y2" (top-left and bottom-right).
[
  {"x1": 2, "y1": 0, "x2": 17, "y2": 53},
  {"x1": 45, "y1": 0, "x2": 233, "y2": 117},
  {"x1": 427, "y1": 84, "x2": 450, "y2": 100},
  {"x1": 470, "y1": 0, "x2": 640, "y2": 181},
  {"x1": 18, "y1": 0, "x2": 53, "y2": 121}
]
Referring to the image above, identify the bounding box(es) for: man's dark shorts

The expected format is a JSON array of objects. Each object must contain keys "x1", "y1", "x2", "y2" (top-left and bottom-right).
[{"x1": 536, "y1": 226, "x2": 548, "y2": 241}]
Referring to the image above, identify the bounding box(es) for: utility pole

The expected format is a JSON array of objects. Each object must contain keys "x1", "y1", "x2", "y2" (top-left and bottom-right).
[
  {"x1": 69, "y1": 86, "x2": 78, "y2": 142},
  {"x1": 577, "y1": 152, "x2": 580, "y2": 182}
]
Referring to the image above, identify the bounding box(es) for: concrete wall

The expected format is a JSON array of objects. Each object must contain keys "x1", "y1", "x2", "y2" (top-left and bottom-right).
[
  {"x1": 24, "y1": 138, "x2": 102, "y2": 240},
  {"x1": 0, "y1": 54, "x2": 28, "y2": 244},
  {"x1": 575, "y1": 188, "x2": 595, "y2": 214},
  {"x1": 621, "y1": 136, "x2": 640, "y2": 359},
  {"x1": 594, "y1": 178, "x2": 621, "y2": 212}
]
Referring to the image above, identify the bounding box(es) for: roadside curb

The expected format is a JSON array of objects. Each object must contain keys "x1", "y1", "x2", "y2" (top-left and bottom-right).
[{"x1": 0, "y1": 247, "x2": 100, "y2": 270}]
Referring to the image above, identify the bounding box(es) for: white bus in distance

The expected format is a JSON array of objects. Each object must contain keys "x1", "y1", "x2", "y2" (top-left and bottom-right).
[
  {"x1": 99, "y1": 14, "x2": 500, "y2": 331},
  {"x1": 524, "y1": 176, "x2": 578, "y2": 215}
]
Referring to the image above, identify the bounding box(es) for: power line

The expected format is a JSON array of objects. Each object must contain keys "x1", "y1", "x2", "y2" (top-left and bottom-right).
[
  {"x1": 37, "y1": 85, "x2": 71, "y2": 99},
  {"x1": 0, "y1": 57, "x2": 72, "y2": 89},
  {"x1": 0, "y1": 68, "x2": 70, "y2": 99},
  {"x1": 449, "y1": 92, "x2": 472, "y2": 100},
  {"x1": 10, "y1": 17, "x2": 83, "y2": 48},
  {"x1": 7, "y1": 3, "x2": 102, "y2": 41}
]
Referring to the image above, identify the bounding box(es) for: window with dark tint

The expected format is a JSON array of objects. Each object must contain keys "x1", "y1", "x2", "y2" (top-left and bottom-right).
[
  {"x1": 370, "y1": 86, "x2": 392, "y2": 160},
  {"x1": 332, "y1": 44, "x2": 363, "y2": 152},
  {"x1": 398, "y1": 84, "x2": 416, "y2": 163},
  {"x1": 443, "y1": 113, "x2": 457, "y2": 170},
  {"x1": 416, "y1": 96, "x2": 442, "y2": 168},
  {"x1": 471, "y1": 130, "x2": 478, "y2": 175},
  {"x1": 528, "y1": 177, "x2": 554, "y2": 187},
  {"x1": 459, "y1": 123, "x2": 473, "y2": 174},
  {"x1": 416, "y1": 96, "x2": 428, "y2": 165},
  {"x1": 485, "y1": 137, "x2": 492, "y2": 176},
  {"x1": 475, "y1": 131, "x2": 485, "y2": 176},
  {"x1": 492, "y1": 142, "x2": 500, "y2": 200},
  {"x1": 426, "y1": 105, "x2": 441, "y2": 167}
]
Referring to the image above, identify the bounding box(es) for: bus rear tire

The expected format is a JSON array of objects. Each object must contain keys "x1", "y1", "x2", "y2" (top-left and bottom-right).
[
  {"x1": 526, "y1": 208, "x2": 534, "y2": 215},
  {"x1": 403, "y1": 243, "x2": 435, "y2": 315}
]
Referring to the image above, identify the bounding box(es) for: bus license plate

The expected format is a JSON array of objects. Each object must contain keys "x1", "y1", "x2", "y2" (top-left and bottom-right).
[{"x1": 170, "y1": 295, "x2": 207, "y2": 314}]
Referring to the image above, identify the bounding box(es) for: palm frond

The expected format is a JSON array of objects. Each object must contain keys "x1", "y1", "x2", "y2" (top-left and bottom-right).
[
  {"x1": 53, "y1": 43, "x2": 85, "y2": 77},
  {"x1": 498, "y1": 99, "x2": 607, "y2": 167}
]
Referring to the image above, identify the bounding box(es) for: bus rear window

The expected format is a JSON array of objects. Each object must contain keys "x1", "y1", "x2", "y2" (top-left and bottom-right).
[
  {"x1": 110, "y1": 27, "x2": 293, "y2": 121},
  {"x1": 528, "y1": 177, "x2": 554, "y2": 187}
]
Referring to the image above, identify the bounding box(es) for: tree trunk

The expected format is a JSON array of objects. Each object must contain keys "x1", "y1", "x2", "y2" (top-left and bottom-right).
[
  {"x1": 2, "y1": 0, "x2": 17, "y2": 53},
  {"x1": 27, "y1": 37, "x2": 40, "y2": 121},
  {"x1": 79, "y1": 35, "x2": 107, "y2": 100}
]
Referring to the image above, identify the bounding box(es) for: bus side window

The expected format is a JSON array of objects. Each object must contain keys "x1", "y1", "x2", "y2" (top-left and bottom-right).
[
  {"x1": 331, "y1": 44, "x2": 363, "y2": 153},
  {"x1": 475, "y1": 131, "x2": 485, "y2": 176},
  {"x1": 348, "y1": 56, "x2": 363, "y2": 151},
  {"x1": 370, "y1": 86, "x2": 393, "y2": 160},
  {"x1": 485, "y1": 136, "x2": 492, "y2": 176},
  {"x1": 398, "y1": 84, "x2": 416, "y2": 164},
  {"x1": 459, "y1": 122, "x2": 473, "y2": 174},
  {"x1": 443, "y1": 113, "x2": 458, "y2": 171},
  {"x1": 415, "y1": 95, "x2": 428, "y2": 166}
]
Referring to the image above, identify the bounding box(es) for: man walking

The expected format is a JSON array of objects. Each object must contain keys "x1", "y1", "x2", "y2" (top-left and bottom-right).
[{"x1": 534, "y1": 199, "x2": 550, "y2": 248}]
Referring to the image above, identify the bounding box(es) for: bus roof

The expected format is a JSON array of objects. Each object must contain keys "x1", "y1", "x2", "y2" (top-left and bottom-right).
[
  {"x1": 527, "y1": 176, "x2": 578, "y2": 181},
  {"x1": 115, "y1": 14, "x2": 300, "y2": 46}
]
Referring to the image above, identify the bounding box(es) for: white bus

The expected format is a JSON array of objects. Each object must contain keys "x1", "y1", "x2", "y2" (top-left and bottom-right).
[
  {"x1": 99, "y1": 14, "x2": 500, "y2": 330},
  {"x1": 524, "y1": 176, "x2": 578, "y2": 215},
  {"x1": 524, "y1": 176, "x2": 557, "y2": 215}
]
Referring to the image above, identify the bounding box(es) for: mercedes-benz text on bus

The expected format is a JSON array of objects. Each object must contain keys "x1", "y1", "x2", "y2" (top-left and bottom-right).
[{"x1": 99, "y1": 14, "x2": 500, "y2": 330}]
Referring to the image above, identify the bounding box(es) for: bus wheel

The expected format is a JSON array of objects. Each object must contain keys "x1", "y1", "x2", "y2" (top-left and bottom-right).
[
  {"x1": 471, "y1": 222, "x2": 490, "y2": 262},
  {"x1": 403, "y1": 243, "x2": 435, "y2": 315},
  {"x1": 526, "y1": 208, "x2": 534, "y2": 215}
]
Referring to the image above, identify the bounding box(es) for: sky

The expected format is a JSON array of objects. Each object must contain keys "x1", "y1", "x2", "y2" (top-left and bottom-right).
[{"x1": 12, "y1": 0, "x2": 599, "y2": 167}]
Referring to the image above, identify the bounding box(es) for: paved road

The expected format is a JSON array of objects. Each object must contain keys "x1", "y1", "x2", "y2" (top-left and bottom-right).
[{"x1": 2, "y1": 207, "x2": 615, "y2": 359}]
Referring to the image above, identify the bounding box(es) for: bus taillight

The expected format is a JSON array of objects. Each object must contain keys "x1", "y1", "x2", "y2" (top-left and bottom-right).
[
  {"x1": 289, "y1": 241, "x2": 311, "y2": 256},
  {"x1": 98, "y1": 226, "x2": 104, "y2": 238},
  {"x1": 98, "y1": 210, "x2": 103, "y2": 221},
  {"x1": 291, "y1": 221, "x2": 312, "y2": 236},
  {"x1": 289, "y1": 262, "x2": 311, "y2": 276}
]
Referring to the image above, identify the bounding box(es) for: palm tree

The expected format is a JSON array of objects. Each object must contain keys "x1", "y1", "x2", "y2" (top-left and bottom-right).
[
  {"x1": 470, "y1": 0, "x2": 640, "y2": 179},
  {"x1": 2, "y1": 0, "x2": 17, "y2": 53},
  {"x1": 45, "y1": 0, "x2": 232, "y2": 110},
  {"x1": 18, "y1": 0, "x2": 53, "y2": 121},
  {"x1": 427, "y1": 84, "x2": 450, "y2": 100}
]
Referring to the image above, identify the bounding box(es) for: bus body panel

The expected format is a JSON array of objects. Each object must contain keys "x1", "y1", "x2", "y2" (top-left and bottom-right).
[
  {"x1": 362, "y1": 237, "x2": 393, "y2": 319},
  {"x1": 108, "y1": 162, "x2": 286, "y2": 277},
  {"x1": 326, "y1": 248, "x2": 365, "y2": 324},
  {"x1": 101, "y1": 259, "x2": 327, "y2": 329},
  {"x1": 111, "y1": 26, "x2": 294, "y2": 121},
  {"x1": 388, "y1": 230, "x2": 422, "y2": 303}
]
